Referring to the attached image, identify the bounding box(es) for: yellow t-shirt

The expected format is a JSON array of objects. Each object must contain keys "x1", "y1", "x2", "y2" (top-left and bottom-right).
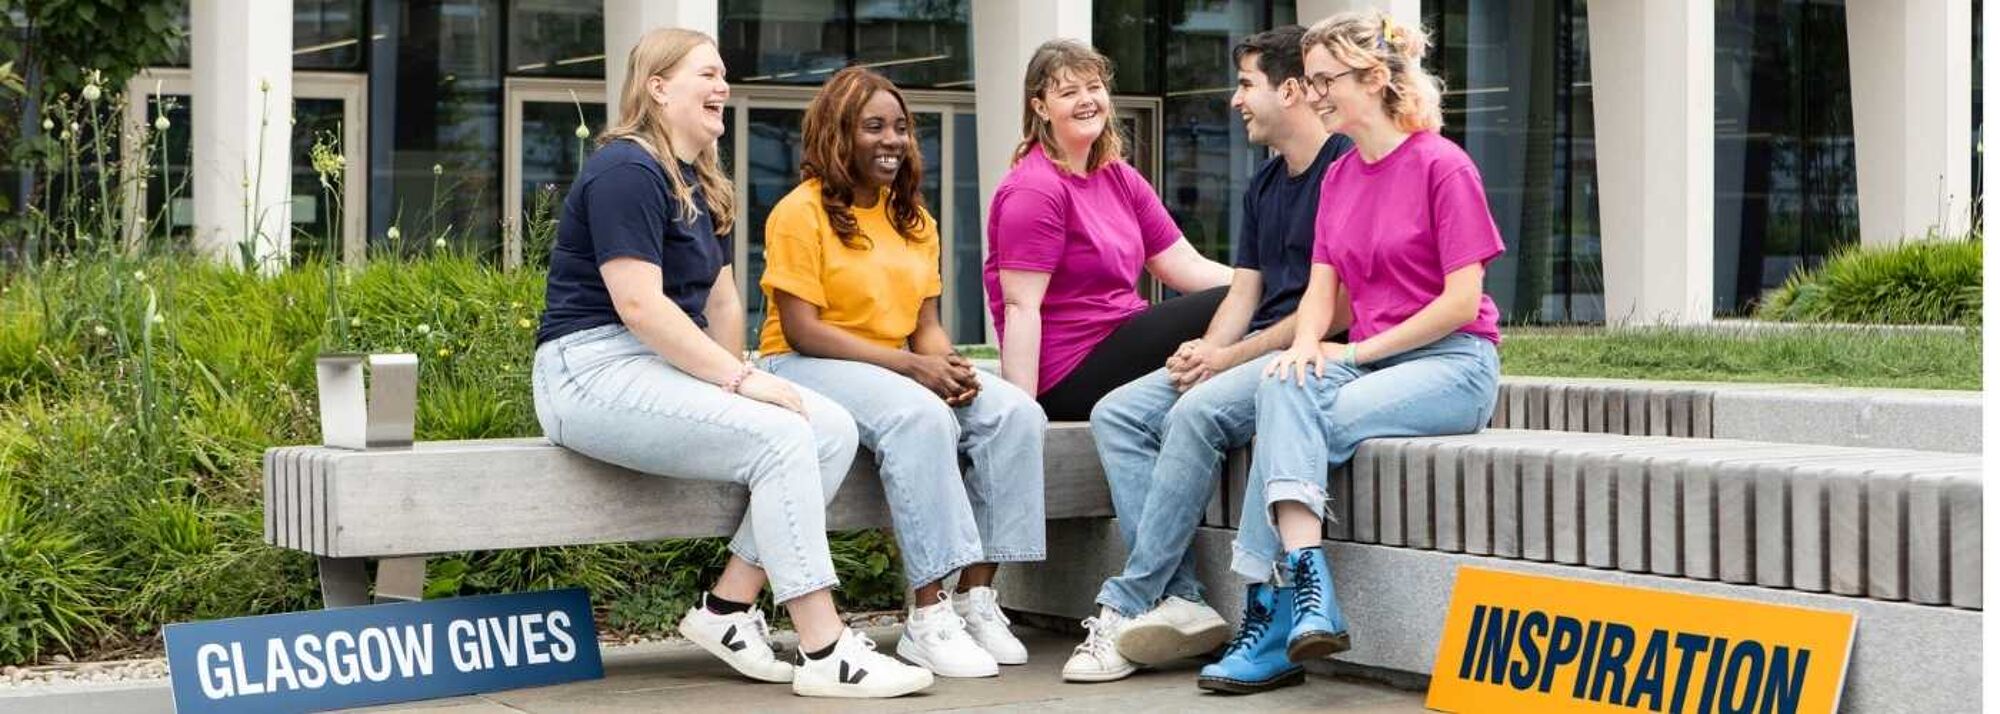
[{"x1": 757, "y1": 180, "x2": 943, "y2": 356}]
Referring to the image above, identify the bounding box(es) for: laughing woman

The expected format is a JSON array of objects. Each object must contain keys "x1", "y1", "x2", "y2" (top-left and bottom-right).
[
  {"x1": 985, "y1": 40, "x2": 1236, "y2": 423},
  {"x1": 758, "y1": 67, "x2": 1049, "y2": 680},
  {"x1": 531, "y1": 29, "x2": 931, "y2": 699},
  {"x1": 1199, "y1": 11, "x2": 1504, "y2": 694}
]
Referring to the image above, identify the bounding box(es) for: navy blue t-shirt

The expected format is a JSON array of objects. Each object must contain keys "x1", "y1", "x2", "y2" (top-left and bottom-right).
[
  {"x1": 1233, "y1": 134, "x2": 1352, "y2": 330},
  {"x1": 537, "y1": 140, "x2": 731, "y2": 345}
]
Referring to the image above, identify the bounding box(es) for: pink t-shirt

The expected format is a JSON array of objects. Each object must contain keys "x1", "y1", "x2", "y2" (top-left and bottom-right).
[
  {"x1": 985, "y1": 145, "x2": 1180, "y2": 394},
  {"x1": 1311, "y1": 131, "x2": 1505, "y2": 344}
]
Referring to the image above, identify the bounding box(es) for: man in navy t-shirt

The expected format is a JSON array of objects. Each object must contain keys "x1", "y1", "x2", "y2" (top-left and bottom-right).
[{"x1": 1061, "y1": 25, "x2": 1353, "y2": 687}]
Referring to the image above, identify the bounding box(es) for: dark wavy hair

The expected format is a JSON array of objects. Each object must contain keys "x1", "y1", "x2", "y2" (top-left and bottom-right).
[{"x1": 799, "y1": 66, "x2": 927, "y2": 250}]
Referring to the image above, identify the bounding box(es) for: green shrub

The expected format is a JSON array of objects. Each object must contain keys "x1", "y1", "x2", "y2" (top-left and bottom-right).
[
  {"x1": 1757, "y1": 236, "x2": 1981, "y2": 326},
  {"x1": 0, "y1": 253, "x2": 907, "y2": 665}
]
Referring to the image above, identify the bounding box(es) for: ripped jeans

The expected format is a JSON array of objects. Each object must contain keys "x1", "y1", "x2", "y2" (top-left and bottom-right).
[{"x1": 1228, "y1": 332, "x2": 1500, "y2": 582}]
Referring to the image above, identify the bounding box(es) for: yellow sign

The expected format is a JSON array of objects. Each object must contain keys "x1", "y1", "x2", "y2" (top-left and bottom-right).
[{"x1": 1425, "y1": 567, "x2": 1854, "y2": 714}]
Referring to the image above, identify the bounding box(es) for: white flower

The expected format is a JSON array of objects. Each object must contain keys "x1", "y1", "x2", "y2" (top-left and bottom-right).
[
  {"x1": 150, "y1": 314, "x2": 165, "y2": 325},
  {"x1": 386, "y1": 226, "x2": 402, "y2": 241},
  {"x1": 431, "y1": 164, "x2": 443, "y2": 176},
  {"x1": 40, "y1": 118, "x2": 52, "y2": 132},
  {"x1": 154, "y1": 115, "x2": 170, "y2": 132},
  {"x1": 574, "y1": 123, "x2": 589, "y2": 140},
  {"x1": 92, "y1": 325, "x2": 108, "y2": 337},
  {"x1": 133, "y1": 271, "x2": 146, "y2": 282},
  {"x1": 434, "y1": 238, "x2": 448, "y2": 249},
  {"x1": 81, "y1": 84, "x2": 101, "y2": 102},
  {"x1": 416, "y1": 324, "x2": 431, "y2": 335},
  {"x1": 349, "y1": 316, "x2": 361, "y2": 327},
  {"x1": 59, "y1": 130, "x2": 71, "y2": 141},
  {"x1": 258, "y1": 78, "x2": 271, "y2": 92}
]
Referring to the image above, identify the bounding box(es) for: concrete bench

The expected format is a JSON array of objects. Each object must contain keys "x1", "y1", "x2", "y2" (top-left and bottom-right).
[{"x1": 262, "y1": 424, "x2": 1116, "y2": 607}]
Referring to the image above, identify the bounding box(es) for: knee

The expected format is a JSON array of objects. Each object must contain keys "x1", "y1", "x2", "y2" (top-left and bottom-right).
[
  {"x1": 746, "y1": 417, "x2": 823, "y2": 487},
  {"x1": 1164, "y1": 391, "x2": 1225, "y2": 438},
  {"x1": 811, "y1": 402, "x2": 861, "y2": 464},
  {"x1": 1088, "y1": 386, "x2": 1141, "y2": 433},
  {"x1": 883, "y1": 395, "x2": 959, "y2": 442}
]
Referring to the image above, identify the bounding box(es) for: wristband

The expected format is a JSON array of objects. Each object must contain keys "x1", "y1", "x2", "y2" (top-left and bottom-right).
[
  {"x1": 1343, "y1": 343, "x2": 1358, "y2": 367},
  {"x1": 722, "y1": 363, "x2": 756, "y2": 394}
]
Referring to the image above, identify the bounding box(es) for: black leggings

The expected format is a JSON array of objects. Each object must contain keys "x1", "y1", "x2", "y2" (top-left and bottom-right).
[{"x1": 1036, "y1": 286, "x2": 1229, "y2": 421}]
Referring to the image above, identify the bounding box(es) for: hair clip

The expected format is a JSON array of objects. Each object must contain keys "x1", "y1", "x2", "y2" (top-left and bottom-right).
[{"x1": 1379, "y1": 15, "x2": 1398, "y2": 51}]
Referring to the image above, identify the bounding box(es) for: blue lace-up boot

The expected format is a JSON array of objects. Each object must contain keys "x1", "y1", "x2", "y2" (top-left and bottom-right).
[
  {"x1": 1283, "y1": 546, "x2": 1351, "y2": 661},
  {"x1": 1195, "y1": 583, "x2": 1305, "y2": 694}
]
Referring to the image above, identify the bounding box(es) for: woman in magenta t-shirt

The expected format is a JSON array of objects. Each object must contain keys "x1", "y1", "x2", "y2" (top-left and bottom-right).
[
  {"x1": 984, "y1": 40, "x2": 1234, "y2": 421},
  {"x1": 1208, "y1": 11, "x2": 1505, "y2": 676}
]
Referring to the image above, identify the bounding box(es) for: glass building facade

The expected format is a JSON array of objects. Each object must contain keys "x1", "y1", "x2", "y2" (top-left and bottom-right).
[{"x1": 115, "y1": 0, "x2": 1979, "y2": 330}]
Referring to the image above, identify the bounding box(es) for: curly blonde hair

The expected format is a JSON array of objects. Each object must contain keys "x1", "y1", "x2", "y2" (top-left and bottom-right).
[{"x1": 1301, "y1": 10, "x2": 1445, "y2": 133}]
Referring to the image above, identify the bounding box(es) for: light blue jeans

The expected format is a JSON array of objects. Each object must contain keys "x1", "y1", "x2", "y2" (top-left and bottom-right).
[
  {"x1": 1088, "y1": 352, "x2": 1279, "y2": 617},
  {"x1": 763, "y1": 354, "x2": 1049, "y2": 589},
  {"x1": 531, "y1": 324, "x2": 861, "y2": 603},
  {"x1": 1230, "y1": 332, "x2": 1500, "y2": 582}
]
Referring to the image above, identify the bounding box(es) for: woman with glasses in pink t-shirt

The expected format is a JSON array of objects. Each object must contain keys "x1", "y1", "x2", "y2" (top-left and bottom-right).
[
  {"x1": 1201, "y1": 11, "x2": 1505, "y2": 693},
  {"x1": 984, "y1": 40, "x2": 1234, "y2": 422}
]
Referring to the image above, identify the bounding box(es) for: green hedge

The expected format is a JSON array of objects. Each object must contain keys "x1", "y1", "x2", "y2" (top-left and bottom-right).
[
  {"x1": 1756, "y1": 237, "x2": 1982, "y2": 326},
  {"x1": 0, "y1": 255, "x2": 904, "y2": 666}
]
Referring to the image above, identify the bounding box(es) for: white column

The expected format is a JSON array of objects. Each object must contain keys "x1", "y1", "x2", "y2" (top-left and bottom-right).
[
  {"x1": 1295, "y1": 0, "x2": 1422, "y2": 29},
  {"x1": 191, "y1": 0, "x2": 292, "y2": 270},
  {"x1": 604, "y1": 0, "x2": 720, "y2": 123},
  {"x1": 1847, "y1": 0, "x2": 1973, "y2": 245},
  {"x1": 1586, "y1": 0, "x2": 1713, "y2": 325}
]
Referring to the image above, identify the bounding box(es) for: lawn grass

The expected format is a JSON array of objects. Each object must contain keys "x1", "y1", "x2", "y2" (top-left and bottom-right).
[{"x1": 959, "y1": 324, "x2": 1982, "y2": 391}]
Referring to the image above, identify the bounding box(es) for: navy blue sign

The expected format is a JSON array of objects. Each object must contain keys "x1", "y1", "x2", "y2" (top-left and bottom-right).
[{"x1": 163, "y1": 588, "x2": 603, "y2": 713}]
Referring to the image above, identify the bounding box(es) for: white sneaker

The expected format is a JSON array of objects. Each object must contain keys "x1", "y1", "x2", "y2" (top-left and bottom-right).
[
  {"x1": 896, "y1": 593, "x2": 1000, "y2": 677},
  {"x1": 1116, "y1": 595, "x2": 1231, "y2": 665},
  {"x1": 794, "y1": 628, "x2": 935, "y2": 698},
  {"x1": 676, "y1": 602, "x2": 794, "y2": 683},
  {"x1": 1061, "y1": 607, "x2": 1136, "y2": 683},
  {"x1": 953, "y1": 586, "x2": 1028, "y2": 665}
]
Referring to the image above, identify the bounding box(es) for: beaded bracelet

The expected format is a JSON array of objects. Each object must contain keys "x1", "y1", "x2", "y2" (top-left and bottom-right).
[{"x1": 722, "y1": 363, "x2": 756, "y2": 394}]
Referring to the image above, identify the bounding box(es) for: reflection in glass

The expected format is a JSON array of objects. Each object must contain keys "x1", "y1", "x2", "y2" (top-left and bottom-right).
[
  {"x1": 295, "y1": 0, "x2": 367, "y2": 70},
  {"x1": 519, "y1": 100, "x2": 607, "y2": 231},
  {"x1": 720, "y1": 0, "x2": 852, "y2": 85},
  {"x1": 368, "y1": 0, "x2": 503, "y2": 259},
  {"x1": 1428, "y1": 0, "x2": 1600, "y2": 322},
  {"x1": 1713, "y1": 0, "x2": 1858, "y2": 314},
  {"x1": 1094, "y1": 0, "x2": 1161, "y2": 94},
  {"x1": 508, "y1": 0, "x2": 605, "y2": 78},
  {"x1": 854, "y1": 1, "x2": 972, "y2": 88},
  {"x1": 951, "y1": 112, "x2": 984, "y2": 342},
  {"x1": 744, "y1": 107, "x2": 806, "y2": 343},
  {"x1": 1160, "y1": 1, "x2": 1262, "y2": 264},
  {"x1": 143, "y1": 96, "x2": 195, "y2": 245}
]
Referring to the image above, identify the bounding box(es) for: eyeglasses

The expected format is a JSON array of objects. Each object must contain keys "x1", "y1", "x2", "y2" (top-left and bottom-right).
[{"x1": 1303, "y1": 68, "x2": 1365, "y2": 97}]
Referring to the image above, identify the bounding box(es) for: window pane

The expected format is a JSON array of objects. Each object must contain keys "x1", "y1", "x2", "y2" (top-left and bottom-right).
[
  {"x1": 744, "y1": 107, "x2": 806, "y2": 344},
  {"x1": 143, "y1": 95, "x2": 195, "y2": 245},
  {"x1": 518, "y1": 100, "x2": 607, "y2": 230},
  {"x1": 854, "y1": 0, "x2": 973, "y2": 88},
  {"x1": 1161, "y1": 0, "x2": 1263, "y2": 264},
  {"x1": 367, "y1": 0, "x2": 503, "y2": 260},
  {"x1": 720, "y1": 0, "x2": 852, "y2": 84},
  {"x1": 509, "y1": 0, "x2": 605, "y2": 78},
  {"x1": 1094, "y1": 0, "x2": 1161, "y2": 94},
  {"x1": 295, "y1": 0, "x2": 367, "y2": 70},
  {"x1": 951, "y1": 111, "x2": 984, "y2": 342},
  {"x1": 290, "y1": 97, "x2": 352, "y2": 264}
]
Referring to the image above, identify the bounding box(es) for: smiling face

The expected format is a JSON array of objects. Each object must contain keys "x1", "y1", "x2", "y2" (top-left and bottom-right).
[
  {"x1": 1231, "y1": 51, "x2": 1290, "y2": 147},
  {"x1": 1033, "y1": 68, "x2": 1110, "y2": 152},
  {"x1": 850, "y1": 89, "x2": 910, "y2": 192},
  {"x1": 647, "y1": 41, "x2": 730, "y2": 149},
  {"x1": 1301, "y1": 43, "x2": 1378, "y2": 136}
]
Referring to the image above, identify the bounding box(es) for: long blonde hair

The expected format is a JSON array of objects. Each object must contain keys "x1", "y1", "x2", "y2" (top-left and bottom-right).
[
  {"x1": 598, "y1": 28, "x2": 737, "y2": 235},
  {"x1": 1302, "y1": 10, "x2": 1445, "y2": 134},
  {"x1": 1012, "y1": 39, "x2": 1125, "y2": 173}
]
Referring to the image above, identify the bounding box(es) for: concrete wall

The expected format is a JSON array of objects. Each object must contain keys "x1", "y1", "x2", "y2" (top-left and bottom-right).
[{"x1": 1846, "y1": 0, "x2": 1974, "y2": 245}]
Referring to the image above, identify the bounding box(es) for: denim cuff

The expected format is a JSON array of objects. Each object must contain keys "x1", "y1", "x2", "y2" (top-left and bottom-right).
[
  {"x1": 1229, "y1": 542, "x2": 1281, "y2": 584},
  {"x1": 981, "y1": 549, "x2": 1047, "y2": 564},
  {"x1": 773, "y1": 575, "x2": 840, "y2": 606},
  {"x1": 1264, "y1": 477, "x2": 1329, "y2": 522}
]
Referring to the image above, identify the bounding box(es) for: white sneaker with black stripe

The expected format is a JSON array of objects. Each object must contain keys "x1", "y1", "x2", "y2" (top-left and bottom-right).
[
  {"x1": 676, "y1": 601, "x2": 794, "y2": 683},
  {"x1": 794, "y1": 628, "x2": 935, "y2": 698}
]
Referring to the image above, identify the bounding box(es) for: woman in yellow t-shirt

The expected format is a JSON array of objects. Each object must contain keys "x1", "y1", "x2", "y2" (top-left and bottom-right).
[{"x1": 758, "y1": 67, "x2": 1048, "y2": 680}]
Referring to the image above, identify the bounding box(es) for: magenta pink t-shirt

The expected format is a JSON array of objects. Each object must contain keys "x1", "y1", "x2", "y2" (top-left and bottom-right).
[
  {"x1": 985, "y1": 145, "x2": 1180, "y2": 394},
  {"x1": 1311, "y1": 131, "x2": 1505, "y2": 345}
]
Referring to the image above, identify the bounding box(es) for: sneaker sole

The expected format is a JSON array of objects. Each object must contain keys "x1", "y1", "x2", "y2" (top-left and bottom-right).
[
  {"x1": 1196, "y1": 667, "x2": 1306, "y2": 694},
  {"x1": 896, "y1": 636, "x2": 1000, "y2": 678},
  {"x1": 1117, "y1": 620, "x2": 1231, "y2": 665},
  {"x1": 1284, "y1": 631, "x2": 1352, "y2": 662},
  {"x1": 1061, "y1": 665, "x2": 1137, "y2": 683},
  {"x1": 793, "y1": 671, "x2": 935, "y2": 698},
  {"x1": 676, "y1": 620, "x2": 794, "y2": 683}
]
